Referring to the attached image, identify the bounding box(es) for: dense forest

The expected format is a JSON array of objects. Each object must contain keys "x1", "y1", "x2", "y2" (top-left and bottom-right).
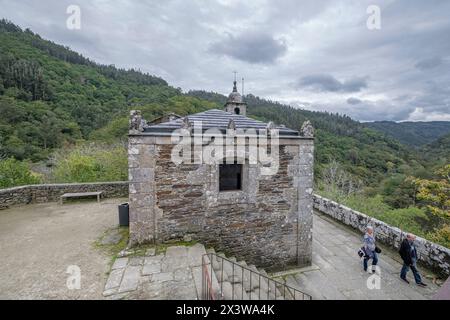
[
  {"x1": 0, "y1": 19, "x2": 448, "y2": 247},
  {"x1": 365, "y1": 121, "x2": 450, "y2": 147},
  {"x1": 189, "y1": 90, "x2": 424, "y2": 185}
]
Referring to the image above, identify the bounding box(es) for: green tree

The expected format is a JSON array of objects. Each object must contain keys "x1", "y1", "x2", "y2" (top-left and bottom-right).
[
  {"x1": 0, "y1": 158, "x2": 41, "y2": 188},
  {"x1": 52, "y1": 143, "x2": 127, "y2": 183},
  {"x1": 381, "y1": 174, "x2": 416, "y2": 208},
  {"x1": 413, "y1": 165, "x2": 450, "y2": 219}
]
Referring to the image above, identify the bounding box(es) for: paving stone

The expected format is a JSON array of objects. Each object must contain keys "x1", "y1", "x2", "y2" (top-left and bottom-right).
[
  {"x1": 187, "y1": 243, "x2": 207, "y2": 267},
  {"x1": 104, "y1": 268, "x2": 124, "y2": 291},
  {"x1": 129, "y1": 257, "x2": 144, "y2": 266},
  {"x1": 145, "y1": 248, "x2": 156, "y2": 256},
  {"x1": 165, "y1": 246, "x2": 188, "y2": 258},
  {"x1": 233, "y1": 283, "x2": 249, "y2": 299},
  {"x1": 101, "y1": 218, "x2": 440, "y2": 300},
  {"x1": 112, "y1": 257, "x2": 128, "y2": 270},
  {"x1": 142, "y1": 263, "x2": 161, "y2": 275},
  {"x1": 102, "y1": 288, "x2": 118, "y2": 297},
  {"x1": 119, "y1": 266, "x2": 142, "y2": 293},
  {"x1": 163, "y1": 280, "x2": 198, "y2": 300},
  {"x1": 134, "y1": 281, "x2": 164, "y2": 299},
  {"x1": 161, "y1": 256, "x2": 189, "y2": 272},
  {"x1": 221, "y1": 281, "x2": 234, "y2": 300},
  {"x1": 174, "y1": 267, "x2": 193, "y2": 281},
  {"x1": 107, "y1": 292, "x2": 129, "y2": 300},
  {"x1": 144, "y1": 254, "x2": 164, "y2": 265},
  {"x1": 282, "y1": 214, "x2": 440, "y2": 300},
  {"x1": 152, "y1": 272, "x2": 174, "y2": 282},
  {"x1": 139, "y1": 275, "x2": 151, "y2": 285}
]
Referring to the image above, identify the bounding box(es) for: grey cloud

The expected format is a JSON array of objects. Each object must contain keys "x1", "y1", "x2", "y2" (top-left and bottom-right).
[
  {"x1": 347, "y1": 97, "x2": 362, "y2": 105},
  {"x1": 297, "y1": 74, "x2": 368, "y2": 93},
  {"x1": 415, "y1": 57, "x2": 443, "y2": 70},
  {"x1": 293, "y1": 98, "x2": 416, "y2": 122},
  {"x1": 410, "y1": 81, "x2": 450, "y2": 114},
  {"x1": 209, "y1": 32, "x2": 287, "y2": 64},
  {"x1": 1, "y1": 0, "x2": 450, "y2": 121}
]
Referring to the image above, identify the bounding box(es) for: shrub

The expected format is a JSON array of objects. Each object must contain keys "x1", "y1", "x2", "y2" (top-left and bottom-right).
[
  {"x1": 375, "y1": 207, "x2": 429, "y2": 237},
  {"x1": 89, "y1": 116, "x2": 128, "y2": 142},
  {"x1": 428, "y1": 225, "x2": 450, "y2": 248},
  {"x1": 343, "y1": 194, "x2": 391, "y2": 218},
  {"x1": 0, "y1": 157, "x2": 41, "y2": 188},
  {"x1": 51, "y1": 143, "x2": 127, "y2": 183}
]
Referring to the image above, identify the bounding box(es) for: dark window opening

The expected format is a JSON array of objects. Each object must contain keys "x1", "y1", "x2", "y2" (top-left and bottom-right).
[
  {"x1": 219, "y1": 163, "x2": 242, "y2": 191},
  {"x1": 234, "y1": 107, "x2": 240, "y2": 114}
]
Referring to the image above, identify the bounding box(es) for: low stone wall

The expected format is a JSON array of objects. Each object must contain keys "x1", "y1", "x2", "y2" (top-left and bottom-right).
[
  {"x1": 0, "y1": 181, "x2": 129, "y2": 209},
  {"x1": 313, "y1": 194, "x2": 450, "y2": 277}
]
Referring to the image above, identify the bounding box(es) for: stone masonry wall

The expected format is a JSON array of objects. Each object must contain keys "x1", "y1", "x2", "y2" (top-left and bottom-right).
[
  {"x1": 313, "y1": 194, "x2": 450, "y2": 277},
  {"x1": 128, "y1": 135, "x2": 314, "y2": 271},
  {"x1": 0, "y1": 181, "x2": 128, "y2": 210}
]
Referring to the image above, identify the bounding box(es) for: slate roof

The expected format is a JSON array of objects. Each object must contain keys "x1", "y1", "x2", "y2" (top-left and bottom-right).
[{"x1": 143, "y1": 109, "x2": 299, "y2": 136}]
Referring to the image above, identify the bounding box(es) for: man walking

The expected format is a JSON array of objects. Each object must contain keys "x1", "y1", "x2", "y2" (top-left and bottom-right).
[{"x1": 399, "y1": 233, "x2": 427, "y2": 287}]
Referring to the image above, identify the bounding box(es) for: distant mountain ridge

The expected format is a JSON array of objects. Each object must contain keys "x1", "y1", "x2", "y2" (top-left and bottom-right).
[{"x1": 364, "y1": 121, "x2": 450, "y2": 147}]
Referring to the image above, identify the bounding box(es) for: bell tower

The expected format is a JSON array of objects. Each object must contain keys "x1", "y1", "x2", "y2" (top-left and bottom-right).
[{"x1": 224, "y1": 74, "x2": 247, "y2": 116}]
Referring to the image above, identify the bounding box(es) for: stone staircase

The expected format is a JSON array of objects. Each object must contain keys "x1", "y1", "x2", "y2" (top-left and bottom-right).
[
  {"x1": 203, "y1": 248, "x2": 310, "y2": 300},
  {"x1": 102, "y1": 243, "x2": 310, "y2": 300}
]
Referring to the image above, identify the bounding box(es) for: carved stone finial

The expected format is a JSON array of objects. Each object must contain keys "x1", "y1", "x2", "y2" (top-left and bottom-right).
[
  {"x1": 227, "y1": 119, "x2": 236, "y2": 130},
  {"x1": 301, "y1": 120, "x2": 314, "y2": 138},
  {"x1": 130, "y1": 110, "x2": 145, "y2": 132}
]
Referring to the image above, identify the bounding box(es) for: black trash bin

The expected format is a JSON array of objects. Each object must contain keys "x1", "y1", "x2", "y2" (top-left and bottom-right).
[{"x1": 118, "y1": 202, "x2": 129, "y2": 226}]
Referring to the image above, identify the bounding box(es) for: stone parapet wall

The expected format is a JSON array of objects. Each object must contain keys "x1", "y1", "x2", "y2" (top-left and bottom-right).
[
  {"x1": 0, "y1": 182, "x2": 129, "y2": 209},
  {"x1": 313, "y1": 194, "x2": 450, "y2": 277}
]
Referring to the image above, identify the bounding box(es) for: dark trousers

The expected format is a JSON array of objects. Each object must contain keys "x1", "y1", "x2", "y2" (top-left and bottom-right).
[
  {"x1": 401, "y1": 263, "x2": 422, "y2": 284},
  {"x1": 363, "y1": 252, "x2": 378, "y2": 271}
]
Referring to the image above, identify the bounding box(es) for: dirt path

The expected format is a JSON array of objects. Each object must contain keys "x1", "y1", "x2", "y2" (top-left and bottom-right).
[{"x1": 0, "y1": 198, "x2": 126, "y2": 299}]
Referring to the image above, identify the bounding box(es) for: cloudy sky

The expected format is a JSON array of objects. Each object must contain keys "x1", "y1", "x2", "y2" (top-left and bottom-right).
[{"x1": 1, "y1": 0, "x2": 450, "y2": 121}]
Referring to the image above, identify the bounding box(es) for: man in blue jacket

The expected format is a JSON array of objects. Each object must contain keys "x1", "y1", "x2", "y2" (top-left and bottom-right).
[{"x1": 399, "y1": 233, "x2": 427, "y2": 287}]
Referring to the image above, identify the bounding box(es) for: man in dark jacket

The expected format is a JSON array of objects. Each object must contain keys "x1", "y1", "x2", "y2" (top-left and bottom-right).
[{"x1": 399, "y1": 233, "x2": 427, "y2": 287}]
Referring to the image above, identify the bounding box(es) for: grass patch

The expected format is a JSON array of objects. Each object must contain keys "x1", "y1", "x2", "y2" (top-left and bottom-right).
[
  {"x1": 154, "y1": 239, "x2": 198, "y2": 255},
  {"x1": 94, "y1": 230, "x2": 198, "y2": 273},
  {"x1": 94, "y1": 226, "x2": 129, "y2": 272}
]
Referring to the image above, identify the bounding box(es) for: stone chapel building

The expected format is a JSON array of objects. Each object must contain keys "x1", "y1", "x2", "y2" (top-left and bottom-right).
[{"x1": 128, "y1": 81, "x2": 314, "y2": 270}]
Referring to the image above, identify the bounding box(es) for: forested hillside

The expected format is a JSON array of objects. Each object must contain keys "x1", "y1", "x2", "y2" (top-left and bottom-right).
[
  {"x1": 365, "y1": 121, "x2": 450, "y2": 147},
  {"x1": 0, "y1": 19, "x2": 212, "y2": 161},
  {"x1": 0, "y1": 18, "x2": 422, "y2": 186},
  {"x1": 421, "y1": 133, "x2": 450, "y2": 167},
  {"x1": 0, "y1": 19, "x2": 448, "y2": 247},
  {"x1": 189, "y1": 90, "x2": 420, "y2": 185}
]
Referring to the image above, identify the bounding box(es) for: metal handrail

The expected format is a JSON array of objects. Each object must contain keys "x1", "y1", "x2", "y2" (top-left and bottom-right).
[
  {"x1": 201, "y1": 254, "x2": 216, "y2": 300},
  {"x1": 201, "y1": 252, "x2": 312, "y2": 300}
]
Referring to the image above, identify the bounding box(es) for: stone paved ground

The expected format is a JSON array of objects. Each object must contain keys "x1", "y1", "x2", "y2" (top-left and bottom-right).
[
  {"x1": 0, "y1": 198, "x2": 125, "y2": 299},
  {"x1": 103, "y1": 244, "x2": 205, "y2": 300},
  {"x1": 280, "y1": 212, "x2": 441, "y2": 300},
  {"x1": 0, "y1": 199, "x2": 444, "y2": 300}
]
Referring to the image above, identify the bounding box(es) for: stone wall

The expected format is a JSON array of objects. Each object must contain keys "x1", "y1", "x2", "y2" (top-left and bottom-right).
[
  {"x1": 313, "y1": 194, "x2": 450, "y2": 277},
  {"x1": 0, "y1": 182, "x2": 128, "y2": 209},
  {"x1": 128, "y1": 135, "x2": 314, "y2": 271}
]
